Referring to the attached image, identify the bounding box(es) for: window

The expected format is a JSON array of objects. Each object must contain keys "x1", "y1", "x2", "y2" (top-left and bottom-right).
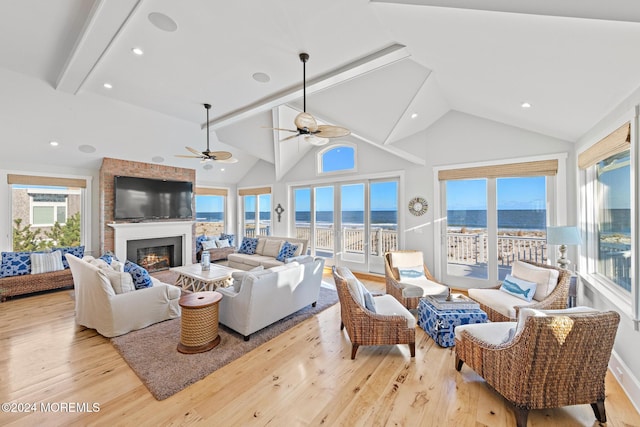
[
  {"x1": 239, "y1": 187, "x2": 271, "y2": 238},
  {"x1": 579, "y1": 121, "x2": 633, "y2": 302},
  {"x1": 437, "y1": 158, "x2": 559, "y2": 287},
  {"x1": 318, "y1": 144, "x2": 356, "y2": 174},
  {"x1": 8, "y1": 174, "x2": 89, "y2": 251},
  {"x1": 195, "y1": 187, "x2": 227, "y2": 236}
]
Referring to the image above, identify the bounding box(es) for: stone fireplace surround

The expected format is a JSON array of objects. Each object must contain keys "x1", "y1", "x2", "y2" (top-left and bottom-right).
[{"x1": 100, "y1": 158, "x2": 197, "y2": 264}]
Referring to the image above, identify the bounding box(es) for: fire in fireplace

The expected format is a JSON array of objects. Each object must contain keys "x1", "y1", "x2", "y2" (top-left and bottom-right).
[{"x1": 137, "y1": 245, "x2": 173, "y2": 272}]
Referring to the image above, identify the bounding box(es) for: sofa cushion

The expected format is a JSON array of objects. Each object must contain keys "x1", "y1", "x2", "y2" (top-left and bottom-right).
[
  {"x1": 500, "y1": 274, "x2": 537, "y2": 302},
  {"x1": 232, "y1": 265, "x2": 265, "y2": 292},
  {"x1": 124, "y1": 260, "x2": 153, "y2": 289},
  {"x1": 1, "y1": 251, "x2": 33, "y2": 277},
  {"x1": 399, "y1": 276, "x2": 448, "y2": 298},
  {"x1": 390, "y1": 251, "x2": 424, "y2": 270},
  {"x1": 103, "y1": 268, "x2": 135, "y2": 294},
  {"x1": 374, "y1": 295, "x2": 416, "y2": 328},
  {"x1": 55, "y1": 245, "x2": 85, "y2": 269},
  {"x1": 202, "y1": 239, "x2": 218, "y2": 250},
  {"x1": 220, "y1": 233, "x2": 235, "y2": 246},
  {"x1": 455, "y1": 321, "x2": 516, "y2": 344},
  {"x1": 514, "y1": 306, "x2": 599, "y2": 337},
  {"x1": 260, "y1": 258, "x2": 285, "y2": 269},
  {"x1": 31, "y1": 250, "x2": 65, "y2": 274},
  {"x1": 468, "y1": 288, "x2": 536, "y2": 319},
  {"x1": 255, "y1": 238, "x2": 267, "y2": 255},
  {"x1": 263, "y1": 239, "x2": 283, "y2": 258},
  {"x1": 511, "y1": 261, "x2": 559, "y2": 301},
  {"x1": 239, "y1": 237, "x2": 259, "y2": 255},
  {"x1": 276, "y1": 241, "x2": 298, "y2": 262}
]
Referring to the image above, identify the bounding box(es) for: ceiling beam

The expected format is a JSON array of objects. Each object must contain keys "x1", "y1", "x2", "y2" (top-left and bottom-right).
[
  {"x1": 207, "y1": 43, "x2": 410, "y2": 130},
  {"x1": 56, "y1": 0, "x2": 141, "y2": 94},
  {"x1": 371, "y1": 0, "x2": 640, "y2": 24}
]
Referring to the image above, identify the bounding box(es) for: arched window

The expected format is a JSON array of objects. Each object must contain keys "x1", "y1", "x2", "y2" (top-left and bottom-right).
[{"x1": 318, "y1": 144, "x2": 356, "y2": 174}]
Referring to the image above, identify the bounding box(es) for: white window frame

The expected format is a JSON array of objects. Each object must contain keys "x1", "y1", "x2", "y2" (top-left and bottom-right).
[
  {"x1": 578, "y1": 108, "x2": 638, "y2": 323},
  {"x1": 433, "y1": 153, "x2": 567, "y2": 288}
]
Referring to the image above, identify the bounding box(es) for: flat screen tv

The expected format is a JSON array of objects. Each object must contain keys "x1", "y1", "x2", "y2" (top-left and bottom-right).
[{"x1": 114, "y1": 176, "x2": 193, "y2": 220}]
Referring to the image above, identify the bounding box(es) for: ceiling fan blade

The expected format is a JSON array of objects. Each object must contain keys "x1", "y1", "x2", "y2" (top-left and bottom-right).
[
  {"x1": 175, "y1": 154, "x2": 204, "y2": 159},
  {"x1": 294, "y1": 112, "x2": 318, "y2": 133},
  {"x1": 209, "y1": 151, "x2": 232, "y2": 161},
  {"x1": 216, "y1": 157, "x2": 239, "y2": 164},
  {"x1": 186, "y1": 146, "x2": 203, "y2": 156},
  {"x1": 263, "y1": 126, "x2": 298, "y2": 133},
  {"x1": 280, "y1": 133, "x2": 300, "y2": 142},
  {"x1": 315, "y1": 125, "x2": 351, "y2": 138}
]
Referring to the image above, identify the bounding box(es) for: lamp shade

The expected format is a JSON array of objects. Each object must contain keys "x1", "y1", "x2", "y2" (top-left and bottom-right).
[{"x1": 546, "y1": 226, "x2": 582, "y2": 245}]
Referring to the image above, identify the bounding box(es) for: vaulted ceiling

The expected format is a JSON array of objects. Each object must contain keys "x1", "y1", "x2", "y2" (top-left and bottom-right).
[{"x1": 2, "y1": 0, "x2": 640, "y2": 182}]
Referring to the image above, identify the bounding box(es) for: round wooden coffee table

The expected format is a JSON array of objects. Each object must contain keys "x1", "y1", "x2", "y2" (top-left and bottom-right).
[{"x1": 177, "y1": 291, "x2": 223, "y2": 354}]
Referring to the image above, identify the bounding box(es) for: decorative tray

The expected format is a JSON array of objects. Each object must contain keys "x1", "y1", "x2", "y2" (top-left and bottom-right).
[{"x1": 424, "y1": 294, "x2": 480, "y2": 310}]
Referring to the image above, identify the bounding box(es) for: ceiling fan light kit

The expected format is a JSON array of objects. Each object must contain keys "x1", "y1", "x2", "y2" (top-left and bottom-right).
[{"x1": 175, "y1": 103, "x2": 236, "y2": 163}]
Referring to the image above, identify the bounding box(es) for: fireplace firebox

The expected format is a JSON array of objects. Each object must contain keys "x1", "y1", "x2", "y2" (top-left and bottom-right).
[{"x1": 126, "y1": 236, "x2": 183, "y2": 272}]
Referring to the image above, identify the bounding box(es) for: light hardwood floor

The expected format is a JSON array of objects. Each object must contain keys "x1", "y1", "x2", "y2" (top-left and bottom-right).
[{"x1": 1, "y1": 273, "x2": 639, "y2": 427}]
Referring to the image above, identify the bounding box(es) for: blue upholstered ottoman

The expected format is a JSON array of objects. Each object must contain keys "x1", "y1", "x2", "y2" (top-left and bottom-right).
[{"x1": 418, "y1": 297, "x2": 488, "y2": 347}]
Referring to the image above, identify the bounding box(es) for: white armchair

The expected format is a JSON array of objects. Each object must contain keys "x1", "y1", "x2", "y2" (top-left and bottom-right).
[{"x1": 66, "y1": 254, "x2": 181, "y2": 337}]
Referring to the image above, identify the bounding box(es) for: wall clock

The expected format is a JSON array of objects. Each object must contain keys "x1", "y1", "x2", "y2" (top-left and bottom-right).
[{"x1": 408, "y1": 197, "x2": 428, "y2": 216}]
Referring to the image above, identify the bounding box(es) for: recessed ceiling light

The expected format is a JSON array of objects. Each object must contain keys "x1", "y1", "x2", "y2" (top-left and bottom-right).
[
  {"x1": 78, "y1": 144, "x2": 96, "y2": 153},
  {"x1": 103, "y1": 83, "x2": 113, "y2": 89},
  {"x1": 220, "y1": 168, "x2": 225, "y2": 172},
  {"x1": 203, "y1": 163, "x2": 213, "y2": 170},
  {"x1": 148, "y1": 12, "x2": 178, "y2": 32},
  {"x1": 521, "y1": 102, "x2": 531, "y2": 109},
  {"x1": 252, "y1": 72, "x2": 270, "y2": 83},
  {"x1": 49, "y1": 141, "x2": 59, "y2": 147},
  {"x1": 131, "y1": 47, "x2": 144, "y2": 56},
  {"x1": 151, "y1": 156, "x2": 164, "y2": 163},
  {"x1": 411, "y1": 113, "x2": 418, "y2": 119}
]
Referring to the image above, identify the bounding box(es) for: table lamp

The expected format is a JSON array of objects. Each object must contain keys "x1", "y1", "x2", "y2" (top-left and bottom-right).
[{"x1": 546, "y1": 226, "x2": 582, "y2": 270}]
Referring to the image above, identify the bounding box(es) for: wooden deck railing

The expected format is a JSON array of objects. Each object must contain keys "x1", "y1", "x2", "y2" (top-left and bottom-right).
[{"x1": 447, "y1": 232, "x2": 548, "y2": 266}]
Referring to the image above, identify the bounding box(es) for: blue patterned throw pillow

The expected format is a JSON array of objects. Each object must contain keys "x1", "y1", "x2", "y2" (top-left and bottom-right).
[
  {"x1": 124, "y1": 260, "x2": 153, "y2": 289},
  {"x1": 276, "y1": 241, "x2": 298, "y2": 262},
  {"x1": 500, "y1": 274, "x2": 537, "y2": 302},
  {"x1": 238, "y1": 237, "x2": 258, "y2": 255},
  {"x1": 195, "y1": 235, "x2": 209, "y2": 252},
  {"x1": 1, "y1": 251, "x2": 33, "y2": 278},
  {"x1": 55, "y1": 246, "x2": 85, "y2": 269},
  {"x1": 220, "y1": 233, "x2": 235, "y2": 246}
]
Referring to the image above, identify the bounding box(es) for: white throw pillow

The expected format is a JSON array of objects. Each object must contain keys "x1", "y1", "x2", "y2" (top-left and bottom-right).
[
  {"x1": 110, "y1": 260, "x2": 124, "y2": 272},
  {"x1": 216, "y1": 238, "x2": 231, "y2": 248},
  {"x1": 500, "y1": 274, "x2": 537, "y2": 302},
  {"x1": 263, "y1": 240, "x2": 283, "y2": 258},
  {"x1": 202, "y1": 239, "x2": 218, "y2": 250},
  {"x1": 103, "y1": 268, "x2": 135, "y2": 294},
  {"x1": 511, "y1": 261, "x2": 560, "y2": 301},
  {"x1": 398, "y1": 265, "x2": 426, "y2": 281},
  {"x1": 513, "y1": 306, "x2": 599, "y2": 337},
  {"x1": 31, "y1": 250, "x2": 65, "y2": 274}
]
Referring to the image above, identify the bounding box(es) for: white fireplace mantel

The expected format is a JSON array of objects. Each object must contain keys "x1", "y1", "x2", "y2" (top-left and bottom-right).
[{"x1": 108, "y1": 221, "x2": 193, "y2": 265}]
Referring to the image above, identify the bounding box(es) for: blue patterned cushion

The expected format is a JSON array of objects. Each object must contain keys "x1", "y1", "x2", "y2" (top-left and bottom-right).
[
  {"x1": 55, "y1": 246, "x2": 85, "y2": 269},
  {"x1": 196, "y1": 235, "x2": 209, "y2": 252},
  {"x1": 1, "y1": 251, "x2": 33, "y2": 278},
  {"x1": 238, "y1": 237, "x2": 258, "y2": 255},
  {"x1": 276, "y1": 241, "x2": 298, "y2": 262},
  {"x1": 500, "y1": 274, "x2": 537, "y2": 302},
  {"x1": 220, "y1": 233, "x2": 235, "y2": 246},
  {"x1": 124, "y1": 260, "x2": 153, "y2": 289}
]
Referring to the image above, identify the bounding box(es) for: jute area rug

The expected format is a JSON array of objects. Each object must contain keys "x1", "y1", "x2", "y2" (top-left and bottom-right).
[{"x1": 110, "y1": 279, "x2": 338, "y2": 401}]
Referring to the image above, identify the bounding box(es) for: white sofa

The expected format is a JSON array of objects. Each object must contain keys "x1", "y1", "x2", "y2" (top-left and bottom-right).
[
  {"x1": 217, "y1": 256, "x2": 325, "y2": 340},
  {"x1": 66, "y1": 254, "x2": 181, "y2": 337},
  {"x1": 227, "y1": 235, "x2": 309, "y2": 270}
]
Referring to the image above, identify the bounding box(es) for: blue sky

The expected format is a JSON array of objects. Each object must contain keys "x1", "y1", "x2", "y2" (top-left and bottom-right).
[
  {"x1": 294, "y1": 181, "x2": 398, "y2": 212},
  {"x1": 447, "y1": 177, "x2": 547, "y2": 210}
]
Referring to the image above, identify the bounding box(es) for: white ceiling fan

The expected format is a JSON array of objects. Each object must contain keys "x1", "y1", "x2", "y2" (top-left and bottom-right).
[
  {"x1": 272, "y1": 53, "x2": 351, "y2": 146},
  {"x1": 176, "y1": 103, "x2": 238, "y2": 163}
]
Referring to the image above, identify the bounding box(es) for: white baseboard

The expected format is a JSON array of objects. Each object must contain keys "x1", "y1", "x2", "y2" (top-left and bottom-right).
[{"x1": 610, "y1": 350, "x2": 640, "y2": 414}]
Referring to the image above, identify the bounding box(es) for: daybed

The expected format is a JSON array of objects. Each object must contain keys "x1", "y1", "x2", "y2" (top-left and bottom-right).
[
  {"x1": 227, "y1": 235, "x2": 309, "y2": 270},
  {"x1": 195, "y1": 233, "x2": 237, "y2": 262},
  {"x1": 217, "y1": 255, "x2": 324, "y2": 340}
]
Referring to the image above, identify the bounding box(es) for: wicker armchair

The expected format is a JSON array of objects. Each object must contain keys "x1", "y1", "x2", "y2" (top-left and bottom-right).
[
  {"x1": 455, "y1": 309, "x2": 620, "y2": 427},
  {"x1": 384, "y1": 250, "x2": 448, "y2": 310},
  {"x1": 332, "y1": 266, "x2": 415, "y2": 359},
  {"x1": 468, "y1": 260, "x2": 570, "y2": 322}
]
